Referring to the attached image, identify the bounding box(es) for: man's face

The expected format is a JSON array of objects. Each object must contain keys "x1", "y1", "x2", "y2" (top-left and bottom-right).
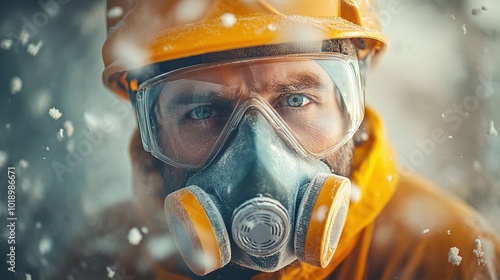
[{"x1": 152, "y1": 58, "x2": 356, "y2": 193}]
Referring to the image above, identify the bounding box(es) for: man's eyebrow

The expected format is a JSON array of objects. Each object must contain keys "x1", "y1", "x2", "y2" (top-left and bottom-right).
[
  {"x1": 162, "y1": 90, "x2": 236, "y2": 111},
  {"x1": 270, "y1": 72, "x2": 325, "y2": 93}
]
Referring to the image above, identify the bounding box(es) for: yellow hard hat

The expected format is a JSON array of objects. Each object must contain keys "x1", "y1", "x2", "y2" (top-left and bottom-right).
[{"x1": 102, "y1": 0, "x2": 387, "y2": 99}]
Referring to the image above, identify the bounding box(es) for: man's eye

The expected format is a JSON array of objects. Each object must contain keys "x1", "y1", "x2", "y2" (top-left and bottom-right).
[
  {"x1": 283, "y1": 94, "x2": 311, "y2": 107},
  {"x1": 188, "y1": 105, "x2": 223, "y2": 120}
]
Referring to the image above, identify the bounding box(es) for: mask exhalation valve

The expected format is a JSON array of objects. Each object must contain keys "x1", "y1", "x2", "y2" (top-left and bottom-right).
[{"x1": 232, "y1": 197, "x2": 291, "y2": 256}]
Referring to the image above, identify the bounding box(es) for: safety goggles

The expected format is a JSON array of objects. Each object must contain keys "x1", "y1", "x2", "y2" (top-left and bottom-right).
[{"x1": 136, "y1": 53, "x2": 364, "y2": 170}]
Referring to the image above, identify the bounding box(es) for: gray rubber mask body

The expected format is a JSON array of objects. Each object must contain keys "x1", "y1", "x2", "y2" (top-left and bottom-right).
[{"x1": 164, "y1": 109, "x2": 351, "y2": 276}]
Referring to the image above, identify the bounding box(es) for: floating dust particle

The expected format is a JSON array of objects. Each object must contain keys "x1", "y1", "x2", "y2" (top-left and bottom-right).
[
  {"x1": 107, "y1": 6, "x2": 123, "y2": 19},
  {"x1": 64, "y1": 120, "x2": 74, "y2": 137},
  {"x1": 27, "y1": 41, "x2": 43, "y2": 56},
  {"x1": 448, "y1": 247, "x2": 462, "y2": 266},
  {"x1": 1, "y1": 39, "x2": 12, "y2": 50},
  {"x1": 461, "y1": 24, "x2": 467, "y2": 35},
  {"x1": 106, "y1": 266, "x2": 115, "y2": 278},
  {"x1": 487, "y1": 120, "x2": 497, "y2": 137},
  {"x1": 267, "y1": 24, "x2": 277, "y2": 31},
  {"x1": 128, "y1": 227, "x2": 143, "y2": 245},
  {"x1": 19, "y1": 29, "x2": 30, "y2": 46},
  {"x1": 48, "y1": 107, "x2": 62, "y2": 120},
  {"x1": 473, "y1": 238, "x2": 486, "y2": 265},
  {"x1": 10, "y1": 76, "x2": 22, "y2": 94},
  {"x1": 220, "y1": 13, "x2": 237, "y2": 28},
  {"x1": 19, "y1": 159, "x2": 29, "y2": 169}
]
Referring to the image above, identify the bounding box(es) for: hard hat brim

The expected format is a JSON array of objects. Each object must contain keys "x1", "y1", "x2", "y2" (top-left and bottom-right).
[{"x1": 103, "y1": 14, "x2": 386, "y2": 99}]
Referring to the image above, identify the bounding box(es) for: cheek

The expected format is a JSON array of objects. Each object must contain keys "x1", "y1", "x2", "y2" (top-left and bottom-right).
[
  {"x1": 322, "y1": 140, "x2": 354, "y2": 177},
  {"x1": 161, "y1": 163, "x2": 189, "y2": 194}
]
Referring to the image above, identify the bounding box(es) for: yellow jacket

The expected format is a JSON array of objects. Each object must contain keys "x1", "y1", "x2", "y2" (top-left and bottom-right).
[{"x1": 60, "y1": 108, "x2": 500, "y2": 280}]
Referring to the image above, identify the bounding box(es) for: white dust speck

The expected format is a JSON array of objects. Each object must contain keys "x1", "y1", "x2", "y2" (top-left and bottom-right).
[
  {"x1": 106, "y1": 266, "x2": 115, "y2": 278},
  {"x1": 386, "y1": 175, "x2": 393, "y2": 182},
  {"x1": 313, "y1": 204, "x2": 328, "y2": 221},
  {"x1": 163, "y1": 44, "x2": 173, "y2": 51},
  {"x1": 448, "y1": 135, "x2": 453, "y2": 139},
  {"x1": 107, "y1": 6, "x2": 123, "y2": 19},
  {"x1": 84, "y1": 112, "x2": 99, "y2": 130},
  {"x1": 35, "y1": 221, "x2": 42, "y2": 229},
  {"x1": 267, "y1": 24, "x2": 277, "y2": 31},
  {"x1": 45, "y1": 146, "x2": 50, "y2": 151},
  {"x1": 10, "y1": 76, "x2": 22, "y2": 94},
  {"x1": 473, "y1": 238, "x2": 486, "y2": 265},
  {"x1": 19, "y1": 159, "x2": 29, "y2": 169},
  {"x1": 284, "y1": 24, "x2": 324, "y2": 42},
  {"x1": 450, "y1": 14, "x2": 456, "y2": 20},
  {"x1": 448, "y1": 246, "x2": 462, "y2": 266},
  {"x1": 221, "y1": 13, "x2": 237, "y2": 28},
  {"x1": 146, "y1": 236, "x2": 177, "y2": 261},
  {"x1": 58, "y1": 128, "x2": 64, "y2": 139},
  {"x1": 194, "y1": 252, "x2": 216, "y2": 270},
  {"x1": 25, "y1": 273, "x2": 32, "y2": 280},
  {"x1": 19, "y1": 30, "x2": 30, "y2": 46},
  {"x1": 447, "y1": 229, "x2": 451, "y2": 235},
  {"x1": 461, "y1": 24, "x2": 467, "y2": 35},
  {"x1": 350, "y1": 183, "x2": 361, "y2": 203},
  {"x1": 64, "y1": 121, "x2": 74, "y2": 137},
  {"x1": 49, "y1": 107, "x2": 62, "y2": 120},
  {"x1": 32, "y1": 89, "x2": 52, "y2": 115},
  {"x1": 141, "y1": 227, "x2": 149, "y2": 234},
  {"x1": 39, "y1": 237, "x2": 52, "y2": 255},
  {"x1": 114, "y1": 40, "x2": 147, "y2": 70},
  {"x1": 174, "y1": 0, "x2": 210, "y2": 23},
  {"x1": 0, "y1": 150, "x2": 7, "y2": 169},
  {"x1": 6, "y1": 123, "x2": 11, "y2": 129},
  {"x1": 422, "y1": 229, "x2": 430, "y2": 234},
  {"x1": 1, "y1": 39, "x2": 12, "y2": 50},
  {"x1": 27, "y1": 41, "x2": 43, "y2": 56},
  {"x1": 487, "y1": 120, "x2": 497, "y2": 137},
  {"x1": 66, "y1": 140, "x2": 76, "y2": 153},
  {"x1": 128, "y1": 227, "x2": 143, "y2": 245}
]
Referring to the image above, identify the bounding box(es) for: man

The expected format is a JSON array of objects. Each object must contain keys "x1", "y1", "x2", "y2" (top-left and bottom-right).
[{"x1": 61, "y1": 0, "x2": 500, "y2": 279}]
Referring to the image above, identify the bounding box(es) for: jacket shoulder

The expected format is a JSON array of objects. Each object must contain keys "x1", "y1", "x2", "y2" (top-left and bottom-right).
[
  {"x1": 368, "y1": 174, "x2": 500, "y2": 279},
  {"x1": 52, "y1": 201, "x2": 157, "y2": 280}
]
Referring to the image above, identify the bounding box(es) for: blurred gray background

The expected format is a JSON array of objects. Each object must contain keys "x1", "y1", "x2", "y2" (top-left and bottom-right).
[{"x1": 0, "y1": 0, "x2": 499, "y2": 279}]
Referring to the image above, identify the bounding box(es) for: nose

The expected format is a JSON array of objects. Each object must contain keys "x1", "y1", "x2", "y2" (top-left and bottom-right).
[{"x1": 186, "y1": 107, "x2": 331, "y2": 207}]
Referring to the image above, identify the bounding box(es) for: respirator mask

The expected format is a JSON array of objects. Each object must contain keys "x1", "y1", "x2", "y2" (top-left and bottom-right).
[{"x1": 135, "y1": 53, "x2": 364, "y2": 275}]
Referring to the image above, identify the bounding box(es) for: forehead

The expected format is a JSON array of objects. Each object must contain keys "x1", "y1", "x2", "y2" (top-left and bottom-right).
[{"x1": 171, "y1": 59, "x2": 331, "y2": 87}]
